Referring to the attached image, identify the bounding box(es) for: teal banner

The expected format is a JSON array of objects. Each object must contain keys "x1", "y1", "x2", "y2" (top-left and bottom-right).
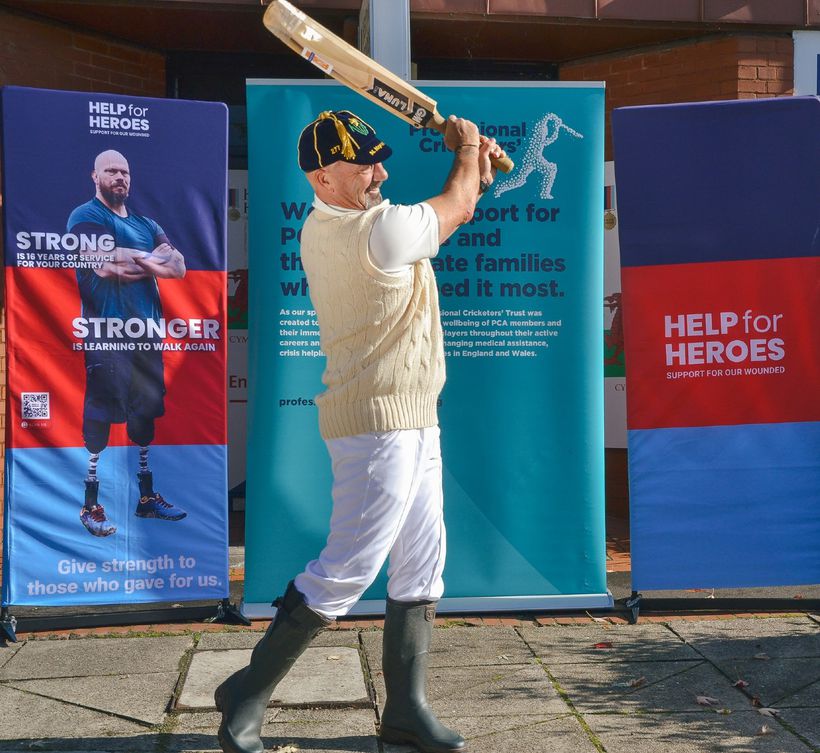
[{"x1": 245, "y1": 80, "x2": 607, "y2": 614}]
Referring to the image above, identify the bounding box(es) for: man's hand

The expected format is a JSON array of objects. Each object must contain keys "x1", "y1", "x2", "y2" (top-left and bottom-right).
[
  {"x1": 442, "y1": 116, "x2": 507, "y2": 199},
  {"x1": 133, "y1": 242, "x2": 186, "y2": 279},
  {"x1": 477, "y1": 137, "x2": 507, "y2": 199},
  {"x1": 443, "y1": 114, "x2": 481, "y2": 153}
]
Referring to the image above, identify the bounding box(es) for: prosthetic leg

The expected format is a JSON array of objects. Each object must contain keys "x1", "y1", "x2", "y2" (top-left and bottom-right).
[
  {"x1": 80, "y1": 477, "x2": 116, "y2": 537},
  {"x1": 380, "y1": 598, "x2": 466, "y2": 753},
  {"x1": 214, "y1": 581, "x2": 331, "y2": 753}
]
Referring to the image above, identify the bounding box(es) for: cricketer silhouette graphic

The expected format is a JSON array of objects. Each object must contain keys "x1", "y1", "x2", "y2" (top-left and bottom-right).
[{"x1": 494, "y1": 113, "x2": 584, "y2": 200}]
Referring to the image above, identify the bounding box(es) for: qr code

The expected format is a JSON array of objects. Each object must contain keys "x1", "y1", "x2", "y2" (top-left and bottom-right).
[{"x1": 21, "y1": 392, "x2": 50, "y2": 420}]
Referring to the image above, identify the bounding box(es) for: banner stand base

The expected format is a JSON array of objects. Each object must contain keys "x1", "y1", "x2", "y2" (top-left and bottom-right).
[
  {"x1": 242, "y1": 592, "x2": 615, "y2": 620},
  {"x1": 624, "y1": 591, "x2": 820, "y2": 624},
  {"x1": 210, "y1": 597, "x2": 252, "y2": 627},
  {"x1": 1, "y1": 607, "x2": 17, "y2": 643},
  {"x1": 0, "y1": 598, "x2": 249, "y2": 641}
]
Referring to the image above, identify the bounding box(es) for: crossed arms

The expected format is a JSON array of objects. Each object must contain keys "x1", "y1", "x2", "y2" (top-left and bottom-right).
[{"x1": 80, "y1": 237, "x2": 186, "y2": 281}]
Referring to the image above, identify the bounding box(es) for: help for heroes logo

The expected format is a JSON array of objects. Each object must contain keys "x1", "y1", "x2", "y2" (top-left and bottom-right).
[
  {"x1": 664, "y1": 309, "x2": 785, "y2": 377},
  {"x1": 88, "y1": 100, "x2": 150, "y2": 136}
]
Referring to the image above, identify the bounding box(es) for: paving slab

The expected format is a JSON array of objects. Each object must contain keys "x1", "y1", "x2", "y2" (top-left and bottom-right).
[
  {"x1": 777, "y1": 707, "x2": 820, "y2": 750},
  {"x1": 167, "y1": 707, "x2": 378, "y2": 752},
  {"x1": 0, "y1": 683, "x2": 150, "y2": 745},
  {"x1": 6, "y1": 671, "x2": 179, "y2": 725},
  {"x1": 361, "y1": 626, "x2": 532, "y2": 671},
  {"x1": 172, "y1": 708, "x2": 281, "y2": 734},
  {"x1": 694, "y1": 656, "x2": 820, "y2": 708},
  {"x1": 550, "y1": 660, "x2": 751, "y2": 714},
  {"x1": 177, "y1": 646, "x2": 369, "y2": 709},
  {"x1": 371, "y1": 662, "x2": 566, "y2": 717},
  {"x1": 196, "y1": 628, "x2": 360, "y2": 651},
  {"x1": 0, "y1": 641, "x2": 22, "y2": 670},
  {"x1": 773, "y1": 675, "x2": 820, "y2": 709},
  {"x1": 384, "y1": 713, "x2": 598, "y2": 753},
  {"x1": 670, "y1": 617, "x2": 820, "y2": 661},
  {"x1": 585, "y1": 709, "x2": 811, "y2": 753},
  {"x1": 0, "y1": 636, "x2": 193, "y2": 680},
  {"x1": 519, "y1": 624, "x2": 700, "y2": 663},
  {"x1": 172, "y1": 698, "x2": 582, "y2": 752}
]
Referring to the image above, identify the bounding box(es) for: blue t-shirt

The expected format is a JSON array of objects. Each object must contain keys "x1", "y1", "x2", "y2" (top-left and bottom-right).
[{"x1": 67, "y1": 198, "x2": 164, "y2": 322}]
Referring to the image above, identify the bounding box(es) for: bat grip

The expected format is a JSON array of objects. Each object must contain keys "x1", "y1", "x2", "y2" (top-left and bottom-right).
[
  {"x1": 429, "y1": 115, "x2": 515, "y2": 174},
  {"x1": 489, "y1": 153, "x2": 515, "y2": 174}
]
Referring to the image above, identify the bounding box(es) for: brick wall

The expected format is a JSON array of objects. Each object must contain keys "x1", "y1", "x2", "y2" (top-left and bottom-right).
[
  {"x1": 0, "y1": 8, "x2": 166, "y2": 95},
  {"x1": 605, "y1": 449, "x2": 629, "y2": 519},
  {"x1": 561, "y1": 34, "x2": 795, "y2": 158}
]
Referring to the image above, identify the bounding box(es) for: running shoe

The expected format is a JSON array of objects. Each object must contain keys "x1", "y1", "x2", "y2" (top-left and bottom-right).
[
  {"x1": 80, "y1": 504, "x2": 116, "y2": 537},
  {"x1": 135, "y1": 493, "x2": 187, "y2": 521}
]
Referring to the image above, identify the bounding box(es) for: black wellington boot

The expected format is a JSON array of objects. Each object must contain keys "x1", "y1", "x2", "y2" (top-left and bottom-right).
[
  {"x1": 379, "y1": 598, "x2": 466, "y2": 753},
  {"x1": 214, "y1": 581, "x2": 331, "y2": 753}
]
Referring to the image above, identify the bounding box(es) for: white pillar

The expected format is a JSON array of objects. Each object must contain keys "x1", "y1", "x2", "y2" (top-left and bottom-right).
[
  {"x1": 359, "y1": 0, "x2": 411, "y2": 81},
  {"x1": 793, "y1": 31, "x2": 820, "y2": 95}
]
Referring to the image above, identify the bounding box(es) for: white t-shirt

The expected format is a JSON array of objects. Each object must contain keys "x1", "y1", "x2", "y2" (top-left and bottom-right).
[{"x1": 312, "y1": 196, "x2": 440, "y2": 275}]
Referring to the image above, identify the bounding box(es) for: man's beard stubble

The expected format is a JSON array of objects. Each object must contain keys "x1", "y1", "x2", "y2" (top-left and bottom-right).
[{"x1": 364, "y1": 188, "x2": 382, "y2": 210}]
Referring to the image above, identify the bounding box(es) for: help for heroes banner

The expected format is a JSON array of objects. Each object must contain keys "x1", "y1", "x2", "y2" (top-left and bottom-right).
[
  {"x1": 1, "y1": 87, "x2": 229, "y2": 606},
  {"x1": 245, "y1": 81, "x2": 607, "y2": 612},
  {"x1": 613, "y1": 97, "x2": 820, "y2": 590}
]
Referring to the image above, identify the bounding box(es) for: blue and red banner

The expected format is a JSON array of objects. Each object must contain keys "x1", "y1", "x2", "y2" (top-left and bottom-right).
[
  {"x1": 1, "y1": 87, "x2": 229, "y2": 605},
  {"x1": 613, "y1": 96, "x2": 820, "y2": 590}
]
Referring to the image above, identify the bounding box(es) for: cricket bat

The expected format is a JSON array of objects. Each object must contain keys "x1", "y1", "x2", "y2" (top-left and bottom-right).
[{"x1": 262, "y1": 0, "x2": 515, "y2": 173}]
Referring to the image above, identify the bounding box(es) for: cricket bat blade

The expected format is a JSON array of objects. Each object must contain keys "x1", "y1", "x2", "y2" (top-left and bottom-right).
[{"x1": 263, "y1": 0, "x2": 514, "y2": 174}]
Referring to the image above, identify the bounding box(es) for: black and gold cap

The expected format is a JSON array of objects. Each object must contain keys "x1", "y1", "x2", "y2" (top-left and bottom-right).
[{"x1": 297, "y1": 110, "x2": 392, "y2": 172}]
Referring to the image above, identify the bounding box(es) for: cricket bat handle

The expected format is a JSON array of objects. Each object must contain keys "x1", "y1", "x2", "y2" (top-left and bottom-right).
[{"x1": 428, "y1": 112, "x2": 515, "y2": 174}]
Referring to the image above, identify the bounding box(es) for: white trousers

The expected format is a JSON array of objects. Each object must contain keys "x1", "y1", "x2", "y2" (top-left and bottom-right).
[{"x1": 294, "y1": 426, "x2": 446, "y2": 618}]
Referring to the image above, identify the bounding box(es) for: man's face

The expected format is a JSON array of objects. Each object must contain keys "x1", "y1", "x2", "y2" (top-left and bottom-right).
[
  {"x1": 323, "y1": 160, "x2": 388, "y2": 210},
  {"x1": 94, "y1": 157, "x2": 130, "y2": 206}
]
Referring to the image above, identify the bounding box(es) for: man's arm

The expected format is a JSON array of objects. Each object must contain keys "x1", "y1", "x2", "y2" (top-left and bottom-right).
[
  {"x1": 133, "y1": 239, "x2": 186, "y2": 279},
  {"x1": 69, "y1": 219, "x2": 150, "y2": 280},
  {"x1": 369, "y1": 125, "x2": 507, "y2": 273},
  {"x1": 425, "y1": 116, "x2": 506, "y2": 244},
  {"x1": 369, "y1": 203, "x2": 439, "y2": 273},
  {"x1": 93, "y1": 247, "x2": 151, "y2": 280}
]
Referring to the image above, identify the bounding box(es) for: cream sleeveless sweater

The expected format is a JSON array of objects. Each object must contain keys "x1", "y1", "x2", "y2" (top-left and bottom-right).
[{"x1": 300, "y1": 204, "x2": 445, "y2": 440}]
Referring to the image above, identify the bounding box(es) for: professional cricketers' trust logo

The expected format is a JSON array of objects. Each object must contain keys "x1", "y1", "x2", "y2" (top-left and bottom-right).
[{"x1": 493, "y1": 112, "x2": 584, "y2": 200}]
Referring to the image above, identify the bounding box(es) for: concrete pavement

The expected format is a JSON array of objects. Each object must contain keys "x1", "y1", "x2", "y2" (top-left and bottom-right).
[{"x1": 1, "y1": 612, "x2": 819, "y2": 753}]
